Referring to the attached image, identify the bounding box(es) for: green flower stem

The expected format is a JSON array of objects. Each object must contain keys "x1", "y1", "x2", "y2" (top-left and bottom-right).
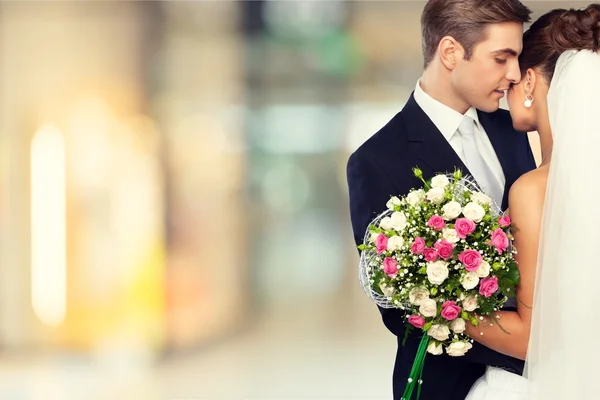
[{"x1": 402, "y1": 334, "x2": 430, "y2": 400}]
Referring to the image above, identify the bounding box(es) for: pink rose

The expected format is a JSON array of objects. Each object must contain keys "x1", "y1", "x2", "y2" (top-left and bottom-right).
[
  {"x1": 423, "y1": 248, "x2": 439, "y2": 262},
  {"x1": 479, "y1": 276, "x2": 499, "y2": 298},
  {"x1": 454, "y1": 218, "x2": 476, "y2": 239},
  {"x1": 441, "y1": 301, "x2": 462, "y2": 321},
  {"x1": 383, "y1": 257, "x2": 399, "y2": 278},
  {"x1": 491, "y1": 228, "x2": 509, "y2": 253},
  {"x1": 498, "y1": 216, "x2": 511, "y2": 228},
  {"x1": 408, "y1": 315, "x2": 425, "y2": 328},
  {"x1": 427, "y1": 215, "x2": 445, "y2": 231},
  {"x1": 434, "y1": 240, "x2": 455, "y2": 260},
  {"x1": 459, "y1": 249, "x2": 483, "y2": 272},
  {"x1": 376, "y1": 234, "x2": 388, "y2": 254},
  {"x1": 411, "y1": 237, "x2": 426, "y2": 255}
]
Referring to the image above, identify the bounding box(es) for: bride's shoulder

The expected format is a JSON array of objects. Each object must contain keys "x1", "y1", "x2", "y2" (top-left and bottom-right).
[{"x1": 508, "y1": 166, "x2": 548, "y2": 209}]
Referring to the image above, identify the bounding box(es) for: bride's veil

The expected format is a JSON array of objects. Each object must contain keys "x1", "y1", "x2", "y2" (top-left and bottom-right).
[{"x1": 524, "y1": 49, "x2": 600, "y2": 398}]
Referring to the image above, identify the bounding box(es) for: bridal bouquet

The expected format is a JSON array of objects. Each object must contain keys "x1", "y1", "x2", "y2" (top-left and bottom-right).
[{"x1": 358, "y1": 168, "x2": 520, "y2": 399}]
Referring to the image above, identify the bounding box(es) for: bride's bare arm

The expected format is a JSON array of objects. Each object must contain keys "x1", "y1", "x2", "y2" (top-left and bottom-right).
[{"x1": 465, "y1": 172, "x2": 545, "y2": 360}]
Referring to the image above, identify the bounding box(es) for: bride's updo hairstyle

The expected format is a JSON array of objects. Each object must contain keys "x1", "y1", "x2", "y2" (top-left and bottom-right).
[{"x1": 519, "y1": 4, "x2": 600, "y2": 81}]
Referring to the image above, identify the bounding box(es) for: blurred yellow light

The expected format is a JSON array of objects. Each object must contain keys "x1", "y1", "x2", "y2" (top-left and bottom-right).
[{"x1": 30, "y1": 124, "x2": 67, "y2": 327}]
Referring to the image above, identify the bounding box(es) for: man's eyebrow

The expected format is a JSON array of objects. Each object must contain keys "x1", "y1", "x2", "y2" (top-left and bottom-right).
[{"x1": 492, "y1": 48, "x2": 518, "y2": 57}]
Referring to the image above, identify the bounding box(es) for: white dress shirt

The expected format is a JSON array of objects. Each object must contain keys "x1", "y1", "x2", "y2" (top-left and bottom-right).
[{"x1": 413, "y1": 79, "x2": 505, "y2": 191}]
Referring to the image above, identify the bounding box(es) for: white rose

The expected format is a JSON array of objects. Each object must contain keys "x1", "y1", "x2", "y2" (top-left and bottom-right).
[
  {"x1": 450, "y1": 318, "x2": 466, "y2": 334},
  {"x1": 406, "y1": 189, "x2": 425, "y2": 206},
  {"x1": 427, "y1": 261, "x2": 450, "y2": 285},
  {"x1": 379, "y1": 216, "x2": 393, "y2": 231},
  {"x1": 427, "y1": 341, "x2": 443, "y2": 355},
  {"x1": 427, "y1": 324, "x2": 450, "y2": 341},
  {"x1": 379, "y1": 283, "x2": 396, "y2": 298},
  {"x1": 476, "y1": 260, "x2": 491, "y2": 278},
  {"x1": 462, "y1": 202, "x2": 486, "y2": 223},
  {"x1": 387, "y1": 235, "x2": 405, "y2": 251},
  {"x1": 409, "y1": 287, "x2": 430, "y2": 306},
  {"x1": 431, "y1": 174, "x2": 450, "y2": 188},
  {"x1": 419, "y1": 298, "x2": 438, "y2": 318},
  {"x1": 369, "y1": 232, "x2": 380, "y2": 243},
  {"x1": 462, "y1": 295, "x2": 479, "y2": 312},
  {"x1": 461, "y1": 272, "x2": 480, "y2": 290},
  {"x1": 446, "y1": 341, "x2": 473, "y2": 357},
  {"x1": 426, "y1": 187, "x2": 446, "y2": 205},
  {"x1": 471, "y1": 192, "x2": 493, "y2": 206},
  {"x1": 442, "y1": 228, "x2": 460, "y2": 244},
  {"x1": 390, "y1": 212, "x2": 408, "y2": 231},
  {"x1": 386, "y1": 196, "x2": 401, "y2": 210},
  {"x1": 442, "y1": 201, "x2": 462, "y2": 220}
]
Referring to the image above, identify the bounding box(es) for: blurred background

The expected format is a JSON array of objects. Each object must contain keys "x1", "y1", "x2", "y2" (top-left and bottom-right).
[{"x1": 0, "y1": 1, "x2": 579, "y2": 399}]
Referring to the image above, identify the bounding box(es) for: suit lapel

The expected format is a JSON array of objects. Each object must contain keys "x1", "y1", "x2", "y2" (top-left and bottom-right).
[
  {"x1": 401, "y1": 95, "x2": 471, "y2": 178},
  {"x1": 400, "y1": 96, "x2": 516, "y2": 209},
  {"x1": 478, "y1": 111, "x2": 517, "y2": 208},
  {"x1": 478, "y1": 111, "x2": 513, "y2": 176},
  {"x1": 399, "y1": 95, "x2": 520, "y2": 209}
]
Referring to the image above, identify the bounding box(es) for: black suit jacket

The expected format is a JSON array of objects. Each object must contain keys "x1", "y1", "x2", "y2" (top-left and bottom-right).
[{"x1": 346, "y1": 94, "x2": 537, "y2": 400}]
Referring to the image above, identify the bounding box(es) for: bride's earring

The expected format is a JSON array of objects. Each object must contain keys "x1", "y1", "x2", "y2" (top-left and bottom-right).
[{"x1": 524, "y1": 94, "x2": 534, "y2": 108}]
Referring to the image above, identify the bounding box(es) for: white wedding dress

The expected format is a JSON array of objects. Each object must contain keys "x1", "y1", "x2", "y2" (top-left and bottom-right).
[
  {"x1": 466, "y1": 49, "x2": 600, "y2": 399},
  {"x1": 465, "y1": 367, "x2": 528, "y2": 400}
]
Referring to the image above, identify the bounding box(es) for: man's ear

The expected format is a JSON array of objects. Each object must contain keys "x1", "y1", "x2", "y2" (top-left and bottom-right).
[{"x1": 438, "y1": 36, "x2": 463, "y2": 70}]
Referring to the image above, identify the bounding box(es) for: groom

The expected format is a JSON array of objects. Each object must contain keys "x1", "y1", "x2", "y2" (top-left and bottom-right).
[{"x1": 347, "y1": 1, "x2": 537, "y2": 399}]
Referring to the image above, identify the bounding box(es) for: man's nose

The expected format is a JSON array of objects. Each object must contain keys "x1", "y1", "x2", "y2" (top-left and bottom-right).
[{"x1": 507, "y1": 59, "x2": 522, "y2": 84}]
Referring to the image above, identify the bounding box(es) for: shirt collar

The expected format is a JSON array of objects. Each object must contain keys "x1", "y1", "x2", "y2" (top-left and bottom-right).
[{"x1": 413, "y1": 78, "x2": 481, "y2": 140}]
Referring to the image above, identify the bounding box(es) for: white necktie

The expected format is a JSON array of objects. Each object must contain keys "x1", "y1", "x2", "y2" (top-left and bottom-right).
[{"x1": 458, "y1": 116, "x2": 503, "y2": 206}]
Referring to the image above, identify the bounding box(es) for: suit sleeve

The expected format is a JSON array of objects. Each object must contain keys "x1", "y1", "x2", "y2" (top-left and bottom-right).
[
  {"x1": 347, "y1": 151, "x2": 410, "y2": 337},
  {"x1": 460, "y1": 338, "x2": 525, "y2": 371},
  {"x1": 347, "y1": 151, "x2": 394, "y2": 248}
]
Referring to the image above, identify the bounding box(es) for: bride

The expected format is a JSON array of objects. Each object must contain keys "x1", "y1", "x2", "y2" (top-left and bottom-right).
[{"x1": 465, "y1": 4, "x2": 600, "y2": 399}]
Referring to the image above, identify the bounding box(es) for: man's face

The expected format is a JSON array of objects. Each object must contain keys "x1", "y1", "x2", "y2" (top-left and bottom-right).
[{"x1": 452, "y1": 22, "x2": 524, "y2": 112}]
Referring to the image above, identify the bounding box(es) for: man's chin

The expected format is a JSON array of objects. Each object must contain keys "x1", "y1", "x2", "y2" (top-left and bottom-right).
[{"x1": 475, "y1": 100, "x2": 500, "y2": 113}]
